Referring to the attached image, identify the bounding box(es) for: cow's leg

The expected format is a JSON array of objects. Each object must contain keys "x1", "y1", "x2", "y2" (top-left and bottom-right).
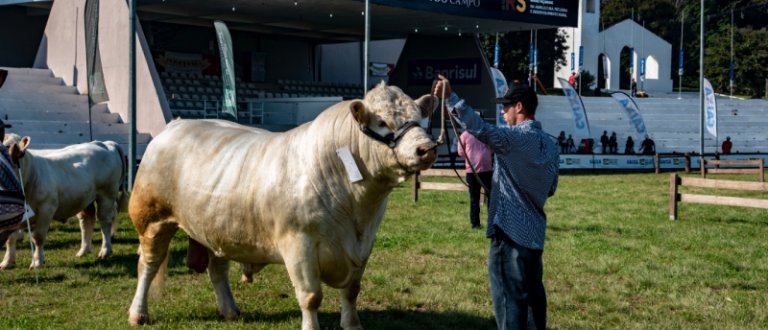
[
  {"x1": 0, "y1": 230, "x2": 19, "y2": 270},
  {"x1": 95, "y1": 197, "x2": 115, "y2": 259},
  {"x1": 30, "y1": 212, "x2": 53, "y2": 269},
  {"x1": 240, "y1": 262, "x2": 267, "y2": 283},
  {"x1": 76, "y1": 204, "x2": 96, "y2": 257},
  {"x1": 128, "y1": 221, "x2": 178, "y2": 326},
  {"x1": 339, "y1": 268, "x2": 367, "y2": 330},
  {"x1": 207, "y1": 251, "x2": 241, "y2": 320},
  {"x1": 282, "y1": 238, "x2": 323, "y2": 330},
  {"x1": 109, "y1": 202, "x2": 120, "y2": 239}
]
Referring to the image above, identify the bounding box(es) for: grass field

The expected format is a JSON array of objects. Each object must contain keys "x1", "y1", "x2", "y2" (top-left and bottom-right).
[{"x1": 0, "y1": 170, "x2": 766, "y2": 329}]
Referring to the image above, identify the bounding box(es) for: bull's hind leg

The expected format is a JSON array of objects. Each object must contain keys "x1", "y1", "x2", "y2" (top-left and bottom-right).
[
  {"x1": 207, "y1": 251, "x2": 241, "y2": 320},
  {"x1": 127, "y1": 220, "x2": 178, "y2": 326},
  {"x1": 282, "y1": 236, "x2": 323, "y2": 330},
  {"x1": 95, "y1": 196, "x2": 116, "y2": 259},
  {"x1": 109, "y1": 202, "x2": 120, "y2": 239},
  {"x1": 76, "y1": 203, "x2": 96, "y2": 257}
]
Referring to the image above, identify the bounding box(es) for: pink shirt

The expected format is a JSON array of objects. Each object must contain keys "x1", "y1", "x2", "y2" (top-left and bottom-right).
[{"x1": 457, "y1": 131, "x2": 493, "y2": 173}]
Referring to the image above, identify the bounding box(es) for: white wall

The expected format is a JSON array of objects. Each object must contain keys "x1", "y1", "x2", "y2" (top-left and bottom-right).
[
  {"x1": 554, "y1": 0, "x2": 600, "y2": 89},
  {"x1": 598, "y1": 20, "x2": 673, "y2": 92}
]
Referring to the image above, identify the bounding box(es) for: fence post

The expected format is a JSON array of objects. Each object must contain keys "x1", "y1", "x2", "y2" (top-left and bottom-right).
[
  {"x1": 412, "y1": 171, "x2": 420, "y2": 202},
  {"x1": 701, "y1": 158, "x2": 706, "y2": 179},
  {"x1": 685, "y1": 153, "x2": 691, "y2": 174},
  {"x1": 655, "y1": 153, "x2": 660, "y2": 174},
  {"x1": 760, "y1": 159, "x2": 765, "y2": 183},
  {"x1": 669, "y1": 173, "x2": 679, "y2": 220}
]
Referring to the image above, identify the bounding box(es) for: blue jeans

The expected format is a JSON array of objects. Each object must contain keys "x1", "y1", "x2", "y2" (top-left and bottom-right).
[
  {"x1": 467, "y1": 171, "x2": 492, "y2": 228},
  {"x1": 489, "y1": 230, "x2": 546, "y2": 330}
]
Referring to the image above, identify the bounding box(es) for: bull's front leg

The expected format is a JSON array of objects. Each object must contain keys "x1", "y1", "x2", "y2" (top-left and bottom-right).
[
  {"x1": 0, "y1": 229, "x2": 19, "y2": 270},
  {"x1": 206, "y1": 250, "x2": 241, "y2": 320},
  {"x1": 30, "y1": 212, "x2": 53, "y2": 269},
  {"x1": 339, "y1": 264, "x2": 368, "y2": 330},
  {"x1": 95, "y1": 197, "x2": 115, "y2": 259},
  {"x1": 281, "y1": 236, "x2": 323, "y2": 330}
]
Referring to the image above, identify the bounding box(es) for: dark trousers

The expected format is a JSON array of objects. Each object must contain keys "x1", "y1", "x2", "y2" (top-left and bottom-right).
[
  {"x1": 489, "y1": 231, "x2": 546, "y2": 330},
  {"x1": 449, "y1": 152, "x2": 457, "y2": 168},
  {"x1": 559, "y1": 144, "x2": 568, "y2": 154},
  {"x1": 601, "y1": 143, "x2": 607, "y2": 154},
  {"x1": 467, "y1": 171, "x2": 492, "y2": 228}
]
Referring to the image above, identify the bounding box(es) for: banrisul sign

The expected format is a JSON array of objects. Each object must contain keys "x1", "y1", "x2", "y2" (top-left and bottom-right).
[
  {"x1": 351, "y1": 0, "x2": 578, "y2": 27},
  {"x1": 408, "y1": 58, "x2": 482, "y2": 86}
]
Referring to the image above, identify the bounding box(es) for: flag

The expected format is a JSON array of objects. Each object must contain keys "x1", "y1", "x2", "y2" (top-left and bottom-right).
[
  {"x1": 557, "y1": 78, "x2": 591, "y2": 138},
  {"x1": 491, "y1": 68, "x2": 509, "y2": 127},
  {"x1": 703, "y1": 78, "x2": 717, "y2": 137},
  {"x1": 214, "y1": 20, "x2": 237, "y2": 119},
  {"x1": 610, "y1": 92, "x2": 647, "y2": 141}
]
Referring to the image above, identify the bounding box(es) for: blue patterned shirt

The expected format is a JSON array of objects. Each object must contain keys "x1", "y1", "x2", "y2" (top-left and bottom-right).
[{"x1": 447, "y1": 93, "x2": 559, "y2": 250}]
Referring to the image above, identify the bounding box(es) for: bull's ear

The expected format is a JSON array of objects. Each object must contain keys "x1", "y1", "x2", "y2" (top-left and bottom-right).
[
  {"x1": 350, "y1": 101, "x2": 368, "y2": 126},
  {"x1": 415, "y1": 94, "x2": 439, "y2": 120},
  {"x1": 19, "y1": 136, "x2": 30, "y2": 151}
]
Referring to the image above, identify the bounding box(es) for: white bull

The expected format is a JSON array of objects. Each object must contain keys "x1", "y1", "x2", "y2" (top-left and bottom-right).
[
  {"x1": 127, "y1": 83, "x2": 438, "y2": 329},
  {"x1": 2, "y1": 134, "x2": 128, "y2": 269}
]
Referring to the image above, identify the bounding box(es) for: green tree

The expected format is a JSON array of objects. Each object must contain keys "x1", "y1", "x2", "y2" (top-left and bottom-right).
[
  {"x1": 479, "y1": 29, "x2": 569, "y2": 89},
  {"x1": 705, "y1": 27, "x2": 768, "y2": 96}
]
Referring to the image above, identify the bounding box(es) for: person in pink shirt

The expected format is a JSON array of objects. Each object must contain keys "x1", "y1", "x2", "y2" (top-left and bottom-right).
[{"x1": 457, "y1": 113, "x2": 494, "y2": 229}]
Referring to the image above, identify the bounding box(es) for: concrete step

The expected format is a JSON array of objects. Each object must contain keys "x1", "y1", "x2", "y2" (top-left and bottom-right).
[
  {"x1": 0, "y1": 91, "x2": 87, "y2": 104},
  {"x1": 0, "y1": 111, "x2": 120, "y2": 123},
  {"x1": 16, "y1": 132, "x2": 151, "y2": 145},
  {"x1": 6, "y1": 121, "x2": 132, "y2": 134},
  {"x1": 0, "y1": 82, "x2": 78, "y2": 95},
  {"x1": 0, "y1": 100, "x2": 89, "y2": 113},
  {"x1": 0, "y1": 67, "x2": 54, "y2": 77}
]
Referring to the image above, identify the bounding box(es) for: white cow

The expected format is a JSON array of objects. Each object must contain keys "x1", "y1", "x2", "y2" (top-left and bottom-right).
[
  {"x1": 2, "y1": 134, "x2": 128, "y2": 269},
  {"x1": 127, "y1": 83, "x2": 438, "y2": 329}
]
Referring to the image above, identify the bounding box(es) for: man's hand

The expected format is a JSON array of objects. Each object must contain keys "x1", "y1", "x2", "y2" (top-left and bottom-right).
[{"x1": 433, "y1": 75, "x2": 453, "y2": 98}]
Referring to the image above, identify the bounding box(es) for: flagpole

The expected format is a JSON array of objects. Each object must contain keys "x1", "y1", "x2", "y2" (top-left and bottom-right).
[
  {"x1": 128, "y1": 0, "x2": 137, "y2": 190},
  {"x1": 730, "y1": 8, "x2": 734, "y2": 98},
  {"x1": 699, "y1": 0, "x2": 704, "y2": 158},
  {"x1": 363, "y1": 0, "x2": 370, "y2": 94},
  {"x1": 678, "y1": 11, "x2": 684, "y2": 99}
]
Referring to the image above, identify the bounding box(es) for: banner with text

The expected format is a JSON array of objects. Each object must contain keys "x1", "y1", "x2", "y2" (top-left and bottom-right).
[
  {"x1": 214, "y1": 20, "x2": 237, "y2": 119},
  {"x1": 610, "y1": 92, "x2": 647, "y2": 141},
  {"x1": 559, "y1": 155, "x2": 594, "y2": 169},
  {"x1": 491, "y1": 67, "x2": 509, "y2": 127},
  {"x1": 408, "y1": 58, "x2": 482, "y2": 86},
  {"x1": 557, "y1": 78, "x2": 591, "y2": 138},
  {"x1": 703, "y1": 78, "x2": 717, "y2": 137}
]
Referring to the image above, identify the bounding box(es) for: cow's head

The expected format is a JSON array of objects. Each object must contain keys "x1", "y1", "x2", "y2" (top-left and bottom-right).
[
  {"x1": 350, "y1": 82, "x2": 438, "y2": 177},
  {"x1": 3, "y1": 133, "x2": 29, "y2": 169}
]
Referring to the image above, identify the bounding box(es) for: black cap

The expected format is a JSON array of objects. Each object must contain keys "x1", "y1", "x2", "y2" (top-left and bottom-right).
[
  {"x1": 0, "y1": 119, "x2": 11, "y2": 128},
  {"x1": 491, "y1": 83, "x2": 536, "y2": 105}
]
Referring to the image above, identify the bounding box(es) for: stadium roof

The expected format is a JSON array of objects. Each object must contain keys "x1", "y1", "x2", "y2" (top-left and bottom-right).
[{"x1": 131, "y1": 0, "x2": 579, "y2": 41}]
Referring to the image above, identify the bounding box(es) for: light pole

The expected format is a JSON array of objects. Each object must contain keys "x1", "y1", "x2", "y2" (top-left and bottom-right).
[
  {"x1": 679, "y1": 11, "x2": 684, "y2": 99},
  {"x1": 699, "y1": 0, "x2": 704, "y2": 158},
  {"x1": 128, "y1": 0, "x2": 137, "y2": 190},
  {"x1": 363, "y1": 0, "x2": 370, "y2": 95}
]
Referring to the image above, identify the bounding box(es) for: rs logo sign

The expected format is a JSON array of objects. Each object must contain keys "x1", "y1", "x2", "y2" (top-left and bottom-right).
[{"x1": 505, "y1": 0, "x2": 526, "y2": 13}]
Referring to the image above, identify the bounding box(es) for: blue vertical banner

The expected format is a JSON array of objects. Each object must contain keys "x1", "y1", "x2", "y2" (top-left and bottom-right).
[
  {"x1": 629, "y1": 47, "x2": 634, "y2": 73},
  {"x1": 491, "y1": 68, "x2": 509, "y2": 127},
  {"x1": 610, "y1": 92, "x2": 647, "y2": 141},
  {"x1": 678, "y1": 49, "x2": 684, "y2": 76},
  {"x1": 214, "y1": 20, "x2": 237, "y2": 119},
  {"x1": 730, "y1": 61, "x2": 734, "y2": 87},
  {"x1": 557, "y1": 78, "x2": 591, "y2": 138},
  {"x1": 570, "y1": 52, "x2": 574, "y2": 71},
  {"x1": 640, "y1": 58, "x2": 645, "y2": 77},
  {"x1": 703, "y1": 78, "x2": 717, "y2": 137},
  {"x1": 529, "y1": 43, "x2": 533, "y2": 69},
  {"x1": 493, "y1": 44, "x2": 499, "y2": 68},
  {"x1": 578, "y1": 46, "x2": 583, "y2": 66},
  {"x1": 534, "y1": 49, "x2": 538, "y2": 73}
]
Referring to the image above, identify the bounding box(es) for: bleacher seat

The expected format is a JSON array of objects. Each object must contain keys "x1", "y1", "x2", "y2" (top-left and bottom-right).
[
  {"x1": 171, "y1": 72, "x2": 179, "y2": 78},
  {"x1": 266, "y1": 93, "x2": 274, "y2": 98},
  {"x1": 192, "y1": 95, "x2": 200, "y2": 101},
  {"x1": 161, "y1": 72, "x2": 170, "y2": 78},
  {"x1": 181, "y1": 94, "x2": 190, "y2": 100},
  {"x1": 180, "y1": 73, "x2": 189, "y2": 79}
]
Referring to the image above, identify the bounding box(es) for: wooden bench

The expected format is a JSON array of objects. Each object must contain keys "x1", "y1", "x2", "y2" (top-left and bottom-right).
[{"x1": 669, "y1": 173, "x2": 768, "y2": 220}]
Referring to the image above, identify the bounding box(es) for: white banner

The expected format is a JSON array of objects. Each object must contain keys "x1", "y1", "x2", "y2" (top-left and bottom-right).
[
  {"x1": 557, "y1": 78, "x2": 591, "y2": 138},
  {"x1": 491, "y1": 68, "x2": 509, "y2": 127},
  {"x1": 703, "y1": 78, "x2": 717, "y2": 137},
  {"x1": 610, "y1": 92, "x2": 647, "y2": 141},
  {"x1": 658, "y1": 157, "x2": 687, "y2": 169},
  {"x1": 592, "y1": 156, "x2": 656, "y2": 169},
  {"x1": 559, "y1": 155, "x2": 594, "y2": 169}
]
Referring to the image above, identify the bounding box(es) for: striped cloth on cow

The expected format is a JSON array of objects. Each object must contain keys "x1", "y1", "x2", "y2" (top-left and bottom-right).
[
  {"x1": 0, "y1": 144, "x2": 25, "y2": 240},
  {"x1": 447, "y1": 92, "x2": 559, "y2": 251}
]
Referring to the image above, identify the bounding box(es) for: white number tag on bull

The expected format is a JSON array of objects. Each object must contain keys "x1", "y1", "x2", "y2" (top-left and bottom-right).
[
  {"x1": 336, "y1": 147, "x2": 363, "y2": 183},
  {"x1": 23, "y1": 204, "x2": 35, "y2": 220}
]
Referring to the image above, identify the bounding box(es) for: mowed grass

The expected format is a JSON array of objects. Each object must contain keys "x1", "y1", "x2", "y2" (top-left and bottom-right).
[{"x1": 0, "y1": 171, "x2": 767, "y2": 329}]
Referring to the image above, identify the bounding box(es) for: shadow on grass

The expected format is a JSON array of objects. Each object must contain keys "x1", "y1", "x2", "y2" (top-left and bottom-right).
[
  {"x1": 72, "y1": 246, "x2": 188, "y2": 279},
  {"x1": 13, "y1": 273, "x2": 66, "y2": 284},
  {"x1": 152, "y1": 308, "x2": 502, "y2": 330}
]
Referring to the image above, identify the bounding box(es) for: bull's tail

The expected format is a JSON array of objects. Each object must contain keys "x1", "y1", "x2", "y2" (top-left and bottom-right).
[
  {"x1": 116, "y1": 146, "x2": 130, "y2": 213},
  {"x1": 137, "y1": 246, "x2": 170, "y2": 299}
]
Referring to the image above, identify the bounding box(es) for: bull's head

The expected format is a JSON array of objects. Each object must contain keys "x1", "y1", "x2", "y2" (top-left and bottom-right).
[
  {"x1": 349, "y1": 82, "x2": 438, "y2": 177},
  {"x1": 3, "y1": 133, "x2": 29, "y2": 170}
]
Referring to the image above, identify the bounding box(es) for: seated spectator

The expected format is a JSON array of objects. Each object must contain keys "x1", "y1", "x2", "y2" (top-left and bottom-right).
[
  {"x1": 639, "y1": 134, "x2": 656, "y2": 155},
  {"x1": 625, "y1": 136, "x2": 635, "y2": 154},
  {"x1": 722, "y1": 136, "x2": 732, "y2": 155},
  {"x1": 609, "y1": 132, "x2": 618, "y2": 154},
  {"x1": 600, "y1": 131, "x2": 609, "y2": 154},
  {"x1": 557, "y1": 131, "x2": 568, "y2": 154},
  {"x1": 566, "y1": 134, "x2": 575, "y2": 153}
]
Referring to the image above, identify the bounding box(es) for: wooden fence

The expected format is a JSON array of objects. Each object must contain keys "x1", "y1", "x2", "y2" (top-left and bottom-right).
[
  {"x1": 412, "y1": 169, "x2": 487, "y2": 203},
  {"x1": 701, "y1": 159, "x2": 764, "y2": 182},
  {"x1": 669, "y1": 173, "x2": 768, "y2": 220}
]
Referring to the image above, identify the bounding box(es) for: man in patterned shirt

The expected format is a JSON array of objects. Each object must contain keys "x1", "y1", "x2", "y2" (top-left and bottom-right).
[{"x1": 434, "y1": 75, "x2": 559, "y2": 330}]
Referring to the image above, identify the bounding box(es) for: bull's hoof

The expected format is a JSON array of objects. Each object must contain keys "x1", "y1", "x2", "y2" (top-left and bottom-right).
[
  {"x1": 128, "y1": 313, "x2": 149, "y2": 326},
  {"x1": 76, "y1": 248, "x2": 92, "y2": 257},
  {"x1": 221, "y1": 308, "x2": 242, "y2": 321},
  {"x1": 240, "y1": 274, "x2": 253, "y2": 283},
  {"x1": 98, "y1": 248, "x2": 112, "y2": 259},
  {"x1": 28, "y1": 260, "x2": 43, "y2": 270},
  {"x1": 0, "y1": 261, "x2": 15, "y2": 270}
]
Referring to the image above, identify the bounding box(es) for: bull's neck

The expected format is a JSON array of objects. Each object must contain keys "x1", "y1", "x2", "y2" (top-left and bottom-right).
[{"x1": 17, "y1": 152, "x2": 39, "y2": 193}]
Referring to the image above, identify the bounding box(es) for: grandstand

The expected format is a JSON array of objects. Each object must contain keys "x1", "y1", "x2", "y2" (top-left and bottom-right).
[{"x1": 536, "y1": 96, "x2": 768, "y2": 154}]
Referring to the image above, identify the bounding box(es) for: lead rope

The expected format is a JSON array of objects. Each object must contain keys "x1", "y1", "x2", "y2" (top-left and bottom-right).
[
  {"x1": 447, "y1": 109, "x2": 490, "y2": 197},
  {"x1": 17, "y1": 168, "x2": 39, "y2": 284}
]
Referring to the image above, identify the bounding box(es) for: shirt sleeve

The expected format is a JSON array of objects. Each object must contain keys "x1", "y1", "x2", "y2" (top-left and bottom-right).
[{"x1": 447, "y1": 92, "x2": 516, "y2": 155}]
